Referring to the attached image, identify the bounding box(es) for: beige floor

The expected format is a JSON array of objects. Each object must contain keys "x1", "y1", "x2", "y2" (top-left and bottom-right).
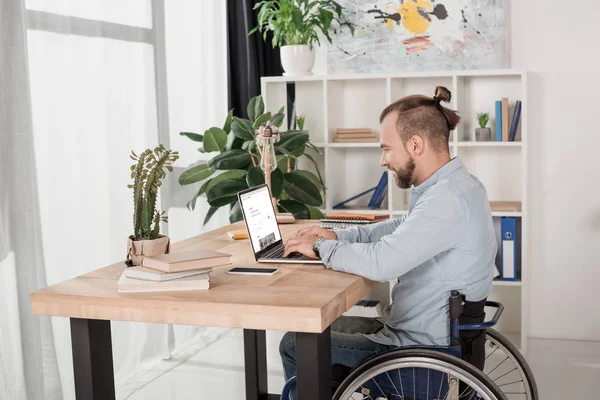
[{"x1": 117, "y1": 327, "x2": 600, "y2": 399}]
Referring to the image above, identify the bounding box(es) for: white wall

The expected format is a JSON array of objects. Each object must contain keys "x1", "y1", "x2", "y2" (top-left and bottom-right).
[{"x1": 311, "y1": 0, "x2": 600, "y2": 341}]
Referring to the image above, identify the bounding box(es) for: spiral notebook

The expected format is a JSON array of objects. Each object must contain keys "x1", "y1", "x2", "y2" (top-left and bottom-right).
[{"x1": 319, "y1": 213, "x2": 390, "y2": 229}]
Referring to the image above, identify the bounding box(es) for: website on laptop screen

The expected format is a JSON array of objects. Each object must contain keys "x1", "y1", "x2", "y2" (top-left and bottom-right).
[{"x1": 240, "y1": 186, "x2": 281, "y2": 254}]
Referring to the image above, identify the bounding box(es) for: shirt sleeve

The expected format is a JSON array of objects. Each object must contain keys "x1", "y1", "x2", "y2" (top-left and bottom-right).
[
  {"x1": 318, "y1": 194, "x2": 466, "y2": 282},
  {"x1": 332, "y1": 216, "x2": 406, "y2": 243}
]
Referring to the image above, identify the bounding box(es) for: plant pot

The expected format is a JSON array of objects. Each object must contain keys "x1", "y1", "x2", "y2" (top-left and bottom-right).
[
  {"x1": 475, "y1": 127, "x2": 492, "y2": 141},
  {"x1": 280, "y1": 45, "x2": 315, "y2": 76},
  {"x1": 126, "y1": 235, "x2": 170, "y2": 266}
]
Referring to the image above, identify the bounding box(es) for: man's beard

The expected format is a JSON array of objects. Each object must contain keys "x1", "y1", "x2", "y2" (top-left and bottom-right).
[{"x1": 393, "y1": 156, "x2": 416, "y2": 189}]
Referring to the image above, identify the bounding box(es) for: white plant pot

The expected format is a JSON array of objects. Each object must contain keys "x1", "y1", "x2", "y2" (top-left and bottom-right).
[{"x1": 280, "y1": 45, "x2": 315, "y2": 76}]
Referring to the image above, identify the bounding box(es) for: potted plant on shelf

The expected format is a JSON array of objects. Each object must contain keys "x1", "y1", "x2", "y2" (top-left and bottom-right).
[
  {"x1": 250, "y1": 0, "x2": 353, "y2": 76},
  {"x1": 178, "y1": 95, "x2": 325, "y2": 225},
  {"x1": 476, "y1": 112, "x2": 491, "y2": 141},
  {"x1": 126, "y1": 145, "x2": 179, "y2": 266}
]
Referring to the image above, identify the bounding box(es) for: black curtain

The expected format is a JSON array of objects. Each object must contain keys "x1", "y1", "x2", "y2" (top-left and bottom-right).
[{"x1": 226, "y1": 0, "x2": 286, "y2": 119}]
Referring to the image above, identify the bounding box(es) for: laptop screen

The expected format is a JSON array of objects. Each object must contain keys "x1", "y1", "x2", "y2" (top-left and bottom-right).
[{"x1": 239, "y1": 185, "x2": 282, "y2": 255}]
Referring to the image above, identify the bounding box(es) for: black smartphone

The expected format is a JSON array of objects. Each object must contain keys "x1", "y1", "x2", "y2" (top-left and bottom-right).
[{"x1": 227, "y1": 267, "x2": 279, "y2": 276}]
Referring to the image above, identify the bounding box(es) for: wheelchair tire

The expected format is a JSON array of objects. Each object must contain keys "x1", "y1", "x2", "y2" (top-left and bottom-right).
[
  {"x1": 485, "y1": 329, "x2": 539, "y2": 400},
  {"x1": 333, "y1": 348, "x2": 508, "y2": 400}
]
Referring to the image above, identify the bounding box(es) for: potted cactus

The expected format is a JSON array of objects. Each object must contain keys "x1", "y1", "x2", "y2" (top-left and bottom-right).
[
  {"x1": 126, "y1": 145, "x2": 179, "y2": 266},
  {"x1": 475, "y1": 112, "x2": 491, "y2": 141}
]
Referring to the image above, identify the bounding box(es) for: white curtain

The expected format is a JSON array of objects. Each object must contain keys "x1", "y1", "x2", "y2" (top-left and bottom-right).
[{"x1": 1, "y1": 0, "x2": 228, "y2": 399}]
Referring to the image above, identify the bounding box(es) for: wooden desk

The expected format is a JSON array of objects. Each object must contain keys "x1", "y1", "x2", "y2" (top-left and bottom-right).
[{"x1": 31, "y1": 220, "x2": 377, "y2": 400}]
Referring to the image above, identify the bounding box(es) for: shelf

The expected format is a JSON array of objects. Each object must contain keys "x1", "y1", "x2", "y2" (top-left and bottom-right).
[
  {"x1": 457, "y1": 141, "x2": 522, "y2": 147},
  {"x1": 328, "y1": 143, "x2": 380, "y2": 148},
  {"x1": 493, "y1": 279, "x2": 522, "y2": 287},
  {"x1": 492, "y1": 211, "x2": 522, "y2": 217}
]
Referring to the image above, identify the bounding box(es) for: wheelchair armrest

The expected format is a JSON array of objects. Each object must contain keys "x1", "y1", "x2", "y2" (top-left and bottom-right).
[{"x1": 459, "y1": 300, "x2": 504, "y2": 331}]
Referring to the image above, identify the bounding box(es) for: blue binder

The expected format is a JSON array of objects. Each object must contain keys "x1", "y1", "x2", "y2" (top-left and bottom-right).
[
  {"x1": 368, "y1": 171, "x2": 388, "y2": 209},
  {"x1": 495, "y1": 100, "x2": 503, "y2": 141},
  {"x1": 500, "y1": 217, "x2": 517, "y2": 280}
]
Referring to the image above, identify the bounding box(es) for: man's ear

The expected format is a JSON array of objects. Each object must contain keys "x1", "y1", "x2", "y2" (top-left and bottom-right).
[{"x1": 409, "y1": 135, "x2": 425, "y2": 156}]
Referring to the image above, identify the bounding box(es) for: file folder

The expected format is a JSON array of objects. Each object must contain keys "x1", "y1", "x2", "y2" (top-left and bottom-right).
[{"x1": 500, "y1": 217, "x2": 517, "y2": 280}]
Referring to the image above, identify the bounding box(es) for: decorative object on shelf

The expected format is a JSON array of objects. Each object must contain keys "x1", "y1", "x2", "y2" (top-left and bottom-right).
[
  {"x1": 334, "y1": 127, "x2": 379, "y2": 143},
  {"x1": 328, "y1": 0, "x2": 508, "y2": 74},
  {"x1": 256, "y1": 122, "x2": 295, "y2": 223},
  {"x1": 126, "y1": 145, "x2": 179, "y2": 266},
  {"x1": 249, "y1": 0, "x2": 354, "y2": 76},
  {"x1": 475, "y1": 112, "x2": 491, "y2": 141},
  {"x1": 178, "y1": 95, "x2": 325, "y2": 225}
]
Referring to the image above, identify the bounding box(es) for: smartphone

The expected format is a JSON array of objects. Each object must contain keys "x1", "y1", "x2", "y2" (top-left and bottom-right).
[{"x1": 227, "y1": 267, "x2": 278, "y2": 276}]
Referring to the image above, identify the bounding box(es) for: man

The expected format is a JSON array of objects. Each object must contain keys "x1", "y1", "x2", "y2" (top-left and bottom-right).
[{"x1": 279, "y1": 86, "x2": 497, "y2": 391}]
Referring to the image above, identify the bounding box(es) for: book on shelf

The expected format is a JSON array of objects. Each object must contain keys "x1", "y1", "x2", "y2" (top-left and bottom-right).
[
  {"x1": 501, "y1": 98, "x2": 509, "y2": 141},
  {"x1": 334, "y1": 136, "x2": 379, "y2": 143},
  {"x1": 489, "y1": 201, "x2": 521, "y2": 212},
  {"x1": 509, "y1": 100, "x2": 522, "y2": 141},
  {"x1": 142, "y1": 249, "x2": 231, "y2": 273},
  {"x1": 117, "y1": 270, "x2": 211, "y2": 293},
  {"x1": 124, "y1": 265, "x2": 213, "y2": 282},
  {"x1": 335, "y1": 128, "x2": 373, "y2": 134}
]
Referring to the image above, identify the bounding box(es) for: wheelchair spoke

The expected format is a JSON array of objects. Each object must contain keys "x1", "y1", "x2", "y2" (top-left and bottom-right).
[
  {"x1": 492, "y1": 366, "x2": 518, "y2": 383},
  {"x1": 384, "y1": 371, "x2": 401, "y2": 397},
  {"x1": 397, "y1": 368, "x2": 405, "y2": 398},
  {"x1": 486, "y1": 355, "x2": 509, "y2": 378},
  {"x1": 438, "y1": 372, "x2": 446, "y2": 399},
  {"x1": 369, "y1": 377, "x2": 388, "y2": 399},
  {"x1": 485, "y1": 344, "x2": 500, "y2": 361},
  {"x1": 496, "y1": 379, "x2": 525, "y2": 389}
]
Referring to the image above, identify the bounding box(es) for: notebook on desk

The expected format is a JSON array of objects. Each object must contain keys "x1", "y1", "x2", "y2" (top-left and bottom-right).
[{"x1": 237, "y1": 184, "x2": 323, "y2": 264}]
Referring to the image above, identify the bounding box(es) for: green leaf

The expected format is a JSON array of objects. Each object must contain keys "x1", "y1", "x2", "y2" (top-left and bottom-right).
[
  {"x1": 206, "y1": 179, "x2": 248, "y2": 207},
  {"x1": 229, "y1": 201, "x2": 243, "y2": 223},
  {"x1": 232, "y1": 117, "x2": 255, "y2": 141},
  {"x1": 223, "y1": 109, "x2": 234, "y2": 133},
  {"x1": 278, "y1": 200, "x2": 310, "y2": 219},
  {"x1": 207, "y1": 149, "x2": 252, "y2": 170},
  {"x1": 307, "y1": 205, "x2": 324, "y2": 220},
  {"x1": 178, "y1": 163, "x2": 215, "y2": 185},
  {"x1": 180, "y1": 132, "x2": 203, "y2": 142},
  {"x1": 278, "y1": 131, "x2": 309, "y2": 151},
  {"x1": 242, "y1": 140, "x2": 257, "y2": 151},
  {"x1": 203, "y1": 127, "x2": 228, "y2": 152},
  {"x1": 253, "y1": 112, "x2": 271, "y2": 129},
  {"x1": 284, "y1": 170, "x2": 323, "y2": 206},
  {"x1": 270, "y1": 168, "x2": 285, "y2": 198},
  {"x1": 291, "y1": 170, "x2": 322, "y2": 192},
  {"x1": 301, "y1": 152, "x2": 326, "y2": 189},
  {"x1": 246, "y1": 167, "x2": 265, "y2": 187},
  {"x1": 270, "y1": 111, "x2": 285, "y2": 127},
  {"x1": 274, "y1": 146, "x2": 298, "y2": 159},
  {"x1": 247, "y1": 95, "x2": 264, "y2": 121},
  {"x1": 203, "y1": 206, "x2": 219, "y2": 226},
  {"x1": 206, "y1": 169, "x2": 248, "y2": 193}
]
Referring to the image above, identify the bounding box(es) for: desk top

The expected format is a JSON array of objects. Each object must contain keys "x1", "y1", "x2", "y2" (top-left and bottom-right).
[{"x1": 31, "y1": 220, "x2": 376, "y2": 333}]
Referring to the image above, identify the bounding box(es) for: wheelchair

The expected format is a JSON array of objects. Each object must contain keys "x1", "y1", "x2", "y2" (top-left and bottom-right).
[{"x1": 281, "y1": 291, "x2": 538, "y2": 400}]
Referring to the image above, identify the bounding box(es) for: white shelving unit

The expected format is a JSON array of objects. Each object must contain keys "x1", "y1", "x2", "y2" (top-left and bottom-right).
[{"x1": 261, "y1": 69, "x2": 529, "y2": 352}]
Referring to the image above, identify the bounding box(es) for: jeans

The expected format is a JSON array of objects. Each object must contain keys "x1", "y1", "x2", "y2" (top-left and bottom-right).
[{"x1": 279, "y1": 316, "x2": 394, "y2": 399}]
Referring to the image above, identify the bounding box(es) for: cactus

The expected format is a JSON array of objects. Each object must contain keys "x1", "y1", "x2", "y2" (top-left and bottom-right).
[{"x1": 128, "y1": 145, "x2": 178, "y2": 240}]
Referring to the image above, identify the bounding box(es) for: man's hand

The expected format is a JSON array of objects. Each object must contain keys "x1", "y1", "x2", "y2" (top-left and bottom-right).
[
  {"x1": 283, "y1": 235, "x2": 319, "y2": 259},
  {"x1": 295, "y1": 225, "x2": 337, "y2": 240}
]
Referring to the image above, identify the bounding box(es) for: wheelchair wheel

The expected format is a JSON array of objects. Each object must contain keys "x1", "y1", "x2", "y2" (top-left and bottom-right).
[
  {"x1": 483, "y1": 329, "x2": 538, "y2": 400},
  {"x1": 333, "y1": 348, "x2": 508, "y2": 400}
]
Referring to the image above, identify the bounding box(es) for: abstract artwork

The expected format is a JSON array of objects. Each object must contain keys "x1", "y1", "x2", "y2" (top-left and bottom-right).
[{"x1": 328, "y1": 0, "x2": 508, "y2": 74}]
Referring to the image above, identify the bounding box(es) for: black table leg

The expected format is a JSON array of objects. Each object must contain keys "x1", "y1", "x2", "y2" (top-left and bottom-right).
[
  {"x1": 70, "y1": 318, "x2": 115, "y2": 400},
  {"x1": 244, "y1": 329, "x2": 268, "y2": 400},
  {"x1": 296, "y1": 327, "x2": 332, "y2": 399}
]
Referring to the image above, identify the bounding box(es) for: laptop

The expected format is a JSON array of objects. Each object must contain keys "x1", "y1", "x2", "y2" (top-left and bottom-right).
[{"x1": 237, "y1": 184, "x2": 323, "y2": 264}]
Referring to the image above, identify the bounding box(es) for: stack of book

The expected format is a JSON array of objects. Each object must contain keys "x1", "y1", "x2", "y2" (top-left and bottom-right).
[
  {"x1": 494, "y1": 98, "x2": 522, "y2": 141},
  {"x1": 319, "y1": 213, "x2": 390, "y2": 229},
  {"x1": 117, "y1": 249, "x2": 231, "y2": 293},
  {"x1": 334, "y1": 128, "x2": 378, "y2": 143}
]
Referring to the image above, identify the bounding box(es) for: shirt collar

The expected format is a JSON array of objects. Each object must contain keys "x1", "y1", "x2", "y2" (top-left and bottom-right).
[{"x1": 412, "y1": 156, "x2": 463, "y2": 196}]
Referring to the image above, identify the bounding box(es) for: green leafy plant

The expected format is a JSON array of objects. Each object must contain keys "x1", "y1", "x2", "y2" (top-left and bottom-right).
[
  {"x1": 249, "y1": 0, "x2": 354, "y2": 49},
  {"x1": 179, "y1": 95, "x2": 325, "y2": 225},
  {"x1": 477, "y1": 112, "x2": 490, "y2": 128},
  {"x1": 128, "y1": 145, "x2": 179, "y2": 240}
]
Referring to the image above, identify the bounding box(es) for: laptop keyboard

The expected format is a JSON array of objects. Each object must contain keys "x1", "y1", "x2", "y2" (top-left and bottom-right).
[{"x1": 262, "y1": 245, "x2": 309, "y2": 260}]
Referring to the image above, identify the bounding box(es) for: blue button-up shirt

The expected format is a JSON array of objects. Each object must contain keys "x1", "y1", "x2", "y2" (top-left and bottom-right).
[{"x1": 318, "y1": 157, "x2": 497, "y2": 347}]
